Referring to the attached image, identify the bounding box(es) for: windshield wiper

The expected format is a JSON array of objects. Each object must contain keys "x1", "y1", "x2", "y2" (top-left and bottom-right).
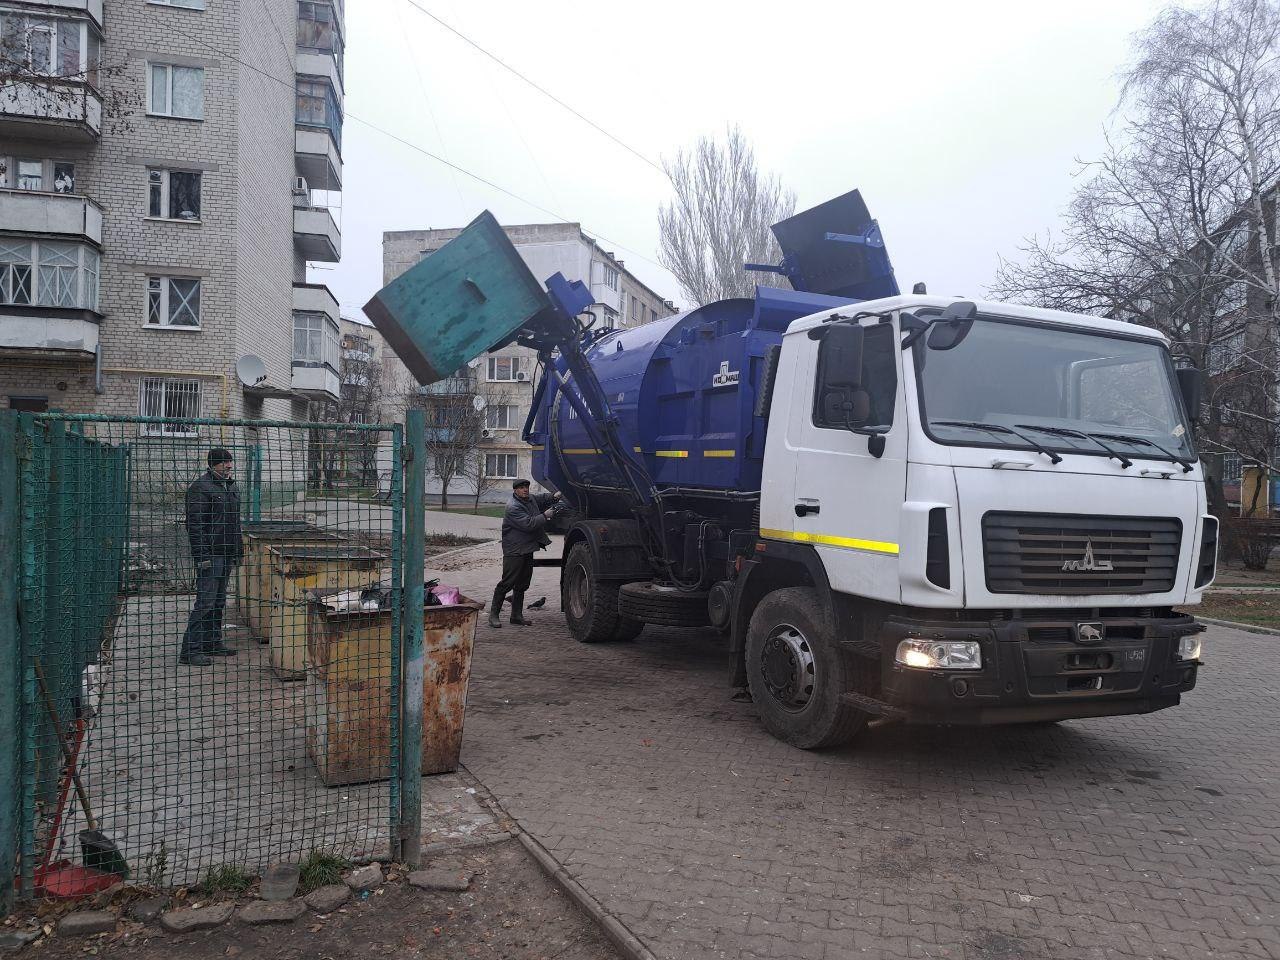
[
  {"x1": 1090, "y1": 432, "x2": 1195, "y2": 473},
  {"x1": 1014, "y1": 423, "x2": 1132, "y2": 469},
  {"x1": 931, "y1": 420, "x2": 1063, "y2": 465}
]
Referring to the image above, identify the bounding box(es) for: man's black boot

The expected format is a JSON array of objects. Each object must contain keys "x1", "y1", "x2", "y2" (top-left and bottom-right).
[
  {"x1": 488, "y1": 588, "x2": 505, "y2": 629},
  {"x1": 510, "y1": 592, "x2": 534, "y2": 626}
]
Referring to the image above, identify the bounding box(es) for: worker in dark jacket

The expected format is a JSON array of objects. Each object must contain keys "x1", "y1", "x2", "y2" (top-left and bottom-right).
[
  {"x1": 180, "y1": 448, "x2": 243, "y2": 666},
  {"x1": 489, "y1": 479, "x2": 561, "y2": 628}
]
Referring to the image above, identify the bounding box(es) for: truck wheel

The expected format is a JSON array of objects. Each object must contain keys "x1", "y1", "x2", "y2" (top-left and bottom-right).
[
  {"x1": 745, "y1": 587, "x2": 867, "y2": 749},
  {"x1": 617, "y1": 581, "x2": 710, "y2": 627},
  {"x1": 562, "y1": 542, "x2": 637, "y2": 643}
]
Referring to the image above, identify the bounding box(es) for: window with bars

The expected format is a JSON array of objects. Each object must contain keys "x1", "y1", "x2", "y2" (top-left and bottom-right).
[
  {"x1": 485, "y1": 453, "x2": 519, "y2": 479},
  {"x1": 139, "y1": 378, "x2": 201, "y2": 435},
  {"x1": 148, "y1": 62, "x2": 204, "y2": 119},
  {"x1": 0, "y1": 240, "x2": 98, "y2": 310},
  {"x1": 485, "y1": 404, "x2": 517, "y2": 430},
  {"x1": 148, "y1": 168, "x2": 202, "y2": 220},
  {"x1": 487, "y1": 356, "x2": 524, "y2": 382},
  {"x1": 296, "y1": 78, "x2": 341, "y2": 147},
  {"x1": 146, "y1": 276, "x2": 201, "y2": 327}
]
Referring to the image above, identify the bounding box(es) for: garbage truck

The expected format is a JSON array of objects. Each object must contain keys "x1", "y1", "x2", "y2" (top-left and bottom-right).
[{"x1": 365, "y1": 189, "x2": 1213, "y2": 749}]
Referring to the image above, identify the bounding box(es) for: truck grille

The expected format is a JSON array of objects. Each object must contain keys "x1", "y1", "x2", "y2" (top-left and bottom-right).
[{"x1": 983, "y1": 512, "x2": 1182, "y2": 595}]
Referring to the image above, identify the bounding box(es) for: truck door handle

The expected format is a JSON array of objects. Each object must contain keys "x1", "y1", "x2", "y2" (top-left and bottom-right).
[{"x1": 794, "y1": 499, "x2": 820, "y2": 517}]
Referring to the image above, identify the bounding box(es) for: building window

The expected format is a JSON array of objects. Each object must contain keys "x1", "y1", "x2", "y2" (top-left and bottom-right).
[
  {"x1": 148, "y1": 63, "x2": 204, "y2": 119},
  {"x1": 146, "y1": 276, "x2": 201, "y2": 327},
  {"x1": 0, "y1": 13, "x2": 99, "y2": 85},
  {"x1": 487, "y1": 356, "x2": 524, "y2": 382},
  {"x1": 53, "y1": 162, "x2": 74, "y2": 193},
  {"x1": 293, "y1": 312, "x2": 339, "y2": 368},
  {"x1": 297, "y1": 2, "x2": 343, "y2": 77},
  {"x1": 16, "y1": 160, "x2": 42, "y2": 191},
  {"x1": 1221, "y1": 452, "x2": 1242, "y2": 485},
  {"x1": 599, "y1": 262, "x2": 618, "y2": 291},
  {"x1": 8, "y1": 396, "x2": 48, "y2": 412},
  {"x1": 147, "y1": 168, "x2": 201, "y2": 220},
  {"x1": 1208, "y1": 328, "x2": 1245, "y2": 376},
  {"x1": 485, "y1": 453, "x2": 518, "y2": 479},
  {"x1": 485, "y1": 404, "x2": 517, "y2": 430},
  {"x1": 0, "y1": 240, "x2": 98, "y2": 310},
  {"x1": 296, "y1": 78, "x2": 341, "y2": 147},
  {"x1": 0, "y1": 158, "x2": 75, "y2": 192},
  {"x1": 139, "y1": 378, "x2": 201, "y2": 435}
]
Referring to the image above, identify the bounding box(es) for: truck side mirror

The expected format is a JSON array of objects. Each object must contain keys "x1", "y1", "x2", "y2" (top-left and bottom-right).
[
  {"x1": 821, "y1": 324, "x2": 864, "y2": 388},
  {"x1": 926, "y1": 301, "x2": 977, "y2": 351},
  {"x1": 1176, "y1": 367, "x2": 1202, "y2": 422}
]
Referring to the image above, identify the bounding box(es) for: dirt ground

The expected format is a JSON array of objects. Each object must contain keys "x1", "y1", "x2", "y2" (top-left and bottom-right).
[
  {"x1": 1214, "y1": 557, "x2": 1278, "y2": 586},
  {"x1": 1187, "y1": 591, "x2": 1280, "y2": 628},
  {"x1": 26, "y1": 841, "x2": 622, "y2": 960}
]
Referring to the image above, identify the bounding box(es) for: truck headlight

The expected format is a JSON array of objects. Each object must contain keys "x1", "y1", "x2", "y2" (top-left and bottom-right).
[
  {"x1": 895, "y1": 639, "x2": 982, "y2": 670},
  {"x1": 1176, "y1": 635, "x2": 1203, "y2": 661}
]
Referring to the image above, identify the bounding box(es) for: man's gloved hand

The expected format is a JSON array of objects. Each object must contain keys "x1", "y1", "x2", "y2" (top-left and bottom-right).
[
  {"x1": 197, "y1": 559, "x2": 213, "y2": 571},
  {"x1": 552, "y1": 491, "x2": 564, "y2": 501}
]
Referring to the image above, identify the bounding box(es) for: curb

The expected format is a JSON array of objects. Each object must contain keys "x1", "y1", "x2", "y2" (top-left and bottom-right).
[
  {"x1": 1198, "y1": 615, "x2": 1280, "y2": 636},
  {"x1": 460, "y1": 767, "x2": 656, "y2": 960},
  {"x1": 517, "y1": 833, "x2": 657, "y2": 960}
]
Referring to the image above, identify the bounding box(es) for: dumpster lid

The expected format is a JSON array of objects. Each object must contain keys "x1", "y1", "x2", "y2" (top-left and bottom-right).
[
  {"x1": 362, "y1": 210, "x2": 554, "y2": 385},
  {"x1": 244, "y1": 526, "x2": 338, "y2": 540},
  {"x1": 770, "y1": 189, "x2": 899, "y2": 301},
  {"x1": 269, "y1": 545, "x2": 387, "y2": 561}
]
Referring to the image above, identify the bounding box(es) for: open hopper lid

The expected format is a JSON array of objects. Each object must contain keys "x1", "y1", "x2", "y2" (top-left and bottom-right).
[{"x1": 770, "y1": 189, "x2": 900, "y2": 301}]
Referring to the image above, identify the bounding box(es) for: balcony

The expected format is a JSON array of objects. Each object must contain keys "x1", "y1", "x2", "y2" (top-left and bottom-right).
[
  {"x1": 296, "y1": 125, "x2": 342, "y2": 191},
  {"x1": 0, "y1": 80, "x2": 102, "y2": 143},
  {"x1": 293, "y1": 205, "x2": 341, "y2": 263},
  {"x1": 416, "y1": 377, "x2": 475, "y2": 396},
  {"x1": 0, "y1": 306, "x2": 100, "y2": 361},
  {"x1": 296, "y1": 51, "x2": 344, "y2": 103},
  {"x1": 0, "y1": 190, "x2": 103, "y2": 243},
  {"x1": 291, "y1": 362, "x2": 340, "y2": 400},
  {"x1": 29, "y1": 0, "x2": 104, "y2": 23},
  {"x1": 293, "y1": 282, "x2": 340, "y2": 324}
]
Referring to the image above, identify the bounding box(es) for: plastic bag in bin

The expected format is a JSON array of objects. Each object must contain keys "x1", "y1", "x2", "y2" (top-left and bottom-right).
[{"x1": 430, "y1": 585, "x2": 461, "y2": 606}]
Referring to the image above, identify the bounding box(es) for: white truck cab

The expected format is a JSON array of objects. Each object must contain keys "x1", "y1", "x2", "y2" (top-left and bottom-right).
[{"x1": 739, "y1": 295, "x2": 1211, "y2": 747}]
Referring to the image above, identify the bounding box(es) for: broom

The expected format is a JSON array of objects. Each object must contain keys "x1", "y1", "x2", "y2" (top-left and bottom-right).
[{"x1": 35, "y1": 663, "x2": 129, "y2": 879}]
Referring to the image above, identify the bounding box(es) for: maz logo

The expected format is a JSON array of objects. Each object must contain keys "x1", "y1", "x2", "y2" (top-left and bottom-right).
[
  {"x1": 711, "y1": 361, "x2": 740, "y2": 387},
  {"x1": 1062, "y1": 541, "x2": 1114, "y2": 572}
]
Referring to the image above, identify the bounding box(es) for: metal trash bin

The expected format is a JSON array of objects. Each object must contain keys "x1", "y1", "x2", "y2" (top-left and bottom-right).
[
  {"x1": 264, "y1": 544, "x2": 387, "y2": 680},
  {"x1": 305, "y1": 588, "x2": 482, "y2": 786},
  {"x1": 236, "y1": 520, "x2": 344, "y2": 638}
]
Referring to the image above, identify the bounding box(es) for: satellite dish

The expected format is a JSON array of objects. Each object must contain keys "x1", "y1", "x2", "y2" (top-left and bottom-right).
[
  {"x1": 471, "y1": 395, "x2": 487, "y2": 412},
  {"x1": 236, "y1": 354, "x2": 268, "y2": 387}
]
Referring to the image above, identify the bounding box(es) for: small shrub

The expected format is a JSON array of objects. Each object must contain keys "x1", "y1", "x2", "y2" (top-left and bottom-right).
[
  {"x1": 199, "y1": 864, "x2": 253, "y2": 896},
  {"x1": 299, "y1": 850, "x2": 349, "y2": 894}
]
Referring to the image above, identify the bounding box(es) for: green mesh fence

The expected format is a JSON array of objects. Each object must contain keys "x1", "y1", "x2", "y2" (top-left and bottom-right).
[{"x1": 10, "y1": 414, "x2": 404, "y2": 894}]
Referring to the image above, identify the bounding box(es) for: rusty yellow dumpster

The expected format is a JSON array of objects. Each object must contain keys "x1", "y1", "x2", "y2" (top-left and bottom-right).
[
  {"x1": 264, "y1": 544, "x2": 386, "y2": 680},
  {"x1": 305, "y1": 589, "x2": 482, "y2": 786},
  {"x1": 237, "y1": 521, "x2": 343, "y2": 638}
]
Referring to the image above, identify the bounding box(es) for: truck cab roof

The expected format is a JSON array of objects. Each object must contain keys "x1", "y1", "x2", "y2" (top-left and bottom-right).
[{"x1": 785, "y1": 294, "x2": 1171, "y2": 345}]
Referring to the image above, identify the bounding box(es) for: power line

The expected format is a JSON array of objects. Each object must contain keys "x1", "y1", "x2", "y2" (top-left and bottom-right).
[
  {"x1": 159, "y1": 19, "x2": 668, "y2": 272},
  {"x1": 400, "y1": 0, "x2": 667, "y2": 178}
]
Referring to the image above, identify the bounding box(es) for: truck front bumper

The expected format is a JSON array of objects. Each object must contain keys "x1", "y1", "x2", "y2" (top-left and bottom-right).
[{"x1": 875, "y1": 609, "x2": 1204, "y2": 725}]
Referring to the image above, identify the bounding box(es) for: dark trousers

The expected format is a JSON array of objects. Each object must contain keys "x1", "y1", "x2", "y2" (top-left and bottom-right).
[
  {"x1": 181, "y1": 556, "x2": 232, "y2": 656},
  {"x1": 491, "y1": 553, "x2": 535, "y2": 615}
]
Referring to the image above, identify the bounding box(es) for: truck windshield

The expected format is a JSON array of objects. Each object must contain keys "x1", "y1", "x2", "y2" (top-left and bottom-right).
[{"x1": 916, "y1": 317, "x2": 1195, "y2": 463}]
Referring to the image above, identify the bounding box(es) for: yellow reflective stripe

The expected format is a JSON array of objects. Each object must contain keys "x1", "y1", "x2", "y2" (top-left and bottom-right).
[
  {"x1": 759, "y1": 527, "x2": 900, "y2": 556},
  {"x1": 654, "y1": 450, "x2": 688, "y2": 458},
  {"x1": 702, "y1": 450, "x2": 736, "y2": 458},
  {"x1": 529, "y1": 445, "x2": 544, "y2": 450},
  {"x1": 633, "y1": 446, "x2": 643, "y2": 453},
  {"x1": 562, "y1": 448, "x2": 600, "y2": 455}
]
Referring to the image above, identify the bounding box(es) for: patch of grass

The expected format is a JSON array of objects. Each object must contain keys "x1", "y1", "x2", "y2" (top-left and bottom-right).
[
  {"x1": 1183, "y1": 594, "x2": 1280, "y2": 630},
  {"x1": 199, "y1": 864, "x2": 253, "y2": 896},
  {"x1": 299, "y1": 850, "x2": 350, "y2": 894}
]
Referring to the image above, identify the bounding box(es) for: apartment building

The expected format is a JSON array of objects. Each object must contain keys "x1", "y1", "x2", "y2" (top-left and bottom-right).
[
  {"x1": 381, "y1": 221, "x2": 677, "y2": 500},
  {"x1": 0, "y1": 0, "x2": 345, "y2": 429}
]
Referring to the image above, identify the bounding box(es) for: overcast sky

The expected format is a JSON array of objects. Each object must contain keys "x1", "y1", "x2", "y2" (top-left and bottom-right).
[{"x1": 320, "y1": 0, "x2": 1169, "y2": 321}]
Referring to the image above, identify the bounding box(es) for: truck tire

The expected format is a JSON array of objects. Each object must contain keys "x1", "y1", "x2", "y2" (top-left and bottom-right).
[
  {"x1": 562, "y1": 542, "x2": 638, "y2": 643},
  {"x1": 617, "y1": 581, "x2": 710, "y2": 628},
  {"x1": 745, "y1": 587, "x2": 868, "y2": 749}
]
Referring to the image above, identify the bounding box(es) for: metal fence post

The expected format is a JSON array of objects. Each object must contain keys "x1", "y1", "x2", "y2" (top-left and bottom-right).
[
  {"x1": 398, "y1": 410, "x2": 426, "y2": 866},
  {"x1": 248, "y1": 444, "x2": 263, "y2": 522},
  {"x1": 0, "y1": 412, "x2": 19, "y2": 913}
]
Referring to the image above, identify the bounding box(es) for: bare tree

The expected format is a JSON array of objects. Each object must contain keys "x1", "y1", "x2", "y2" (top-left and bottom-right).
[
  {"x1": 399, "y1": 373, "x2": 488, "y2": 510},
  {"x1": 658, "y1": 126, "x2": 796, "y2": 306},
  {"x1": 993, "y1": 0, "x2": 1280, "y2": 537}
]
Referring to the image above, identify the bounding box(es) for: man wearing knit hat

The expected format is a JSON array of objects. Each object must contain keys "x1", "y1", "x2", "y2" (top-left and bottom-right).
[
  {"x1": 489, "y1": 478, "x2": 561, "y2": 629},
  {"x1": 180, "y1": 448, "x2": 243, "y2": 666}
]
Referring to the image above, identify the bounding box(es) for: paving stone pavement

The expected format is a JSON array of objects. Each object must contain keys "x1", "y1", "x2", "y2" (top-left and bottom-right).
[{"x1": 432, "y1": 542, "x2": 1280, "y2": 960}]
